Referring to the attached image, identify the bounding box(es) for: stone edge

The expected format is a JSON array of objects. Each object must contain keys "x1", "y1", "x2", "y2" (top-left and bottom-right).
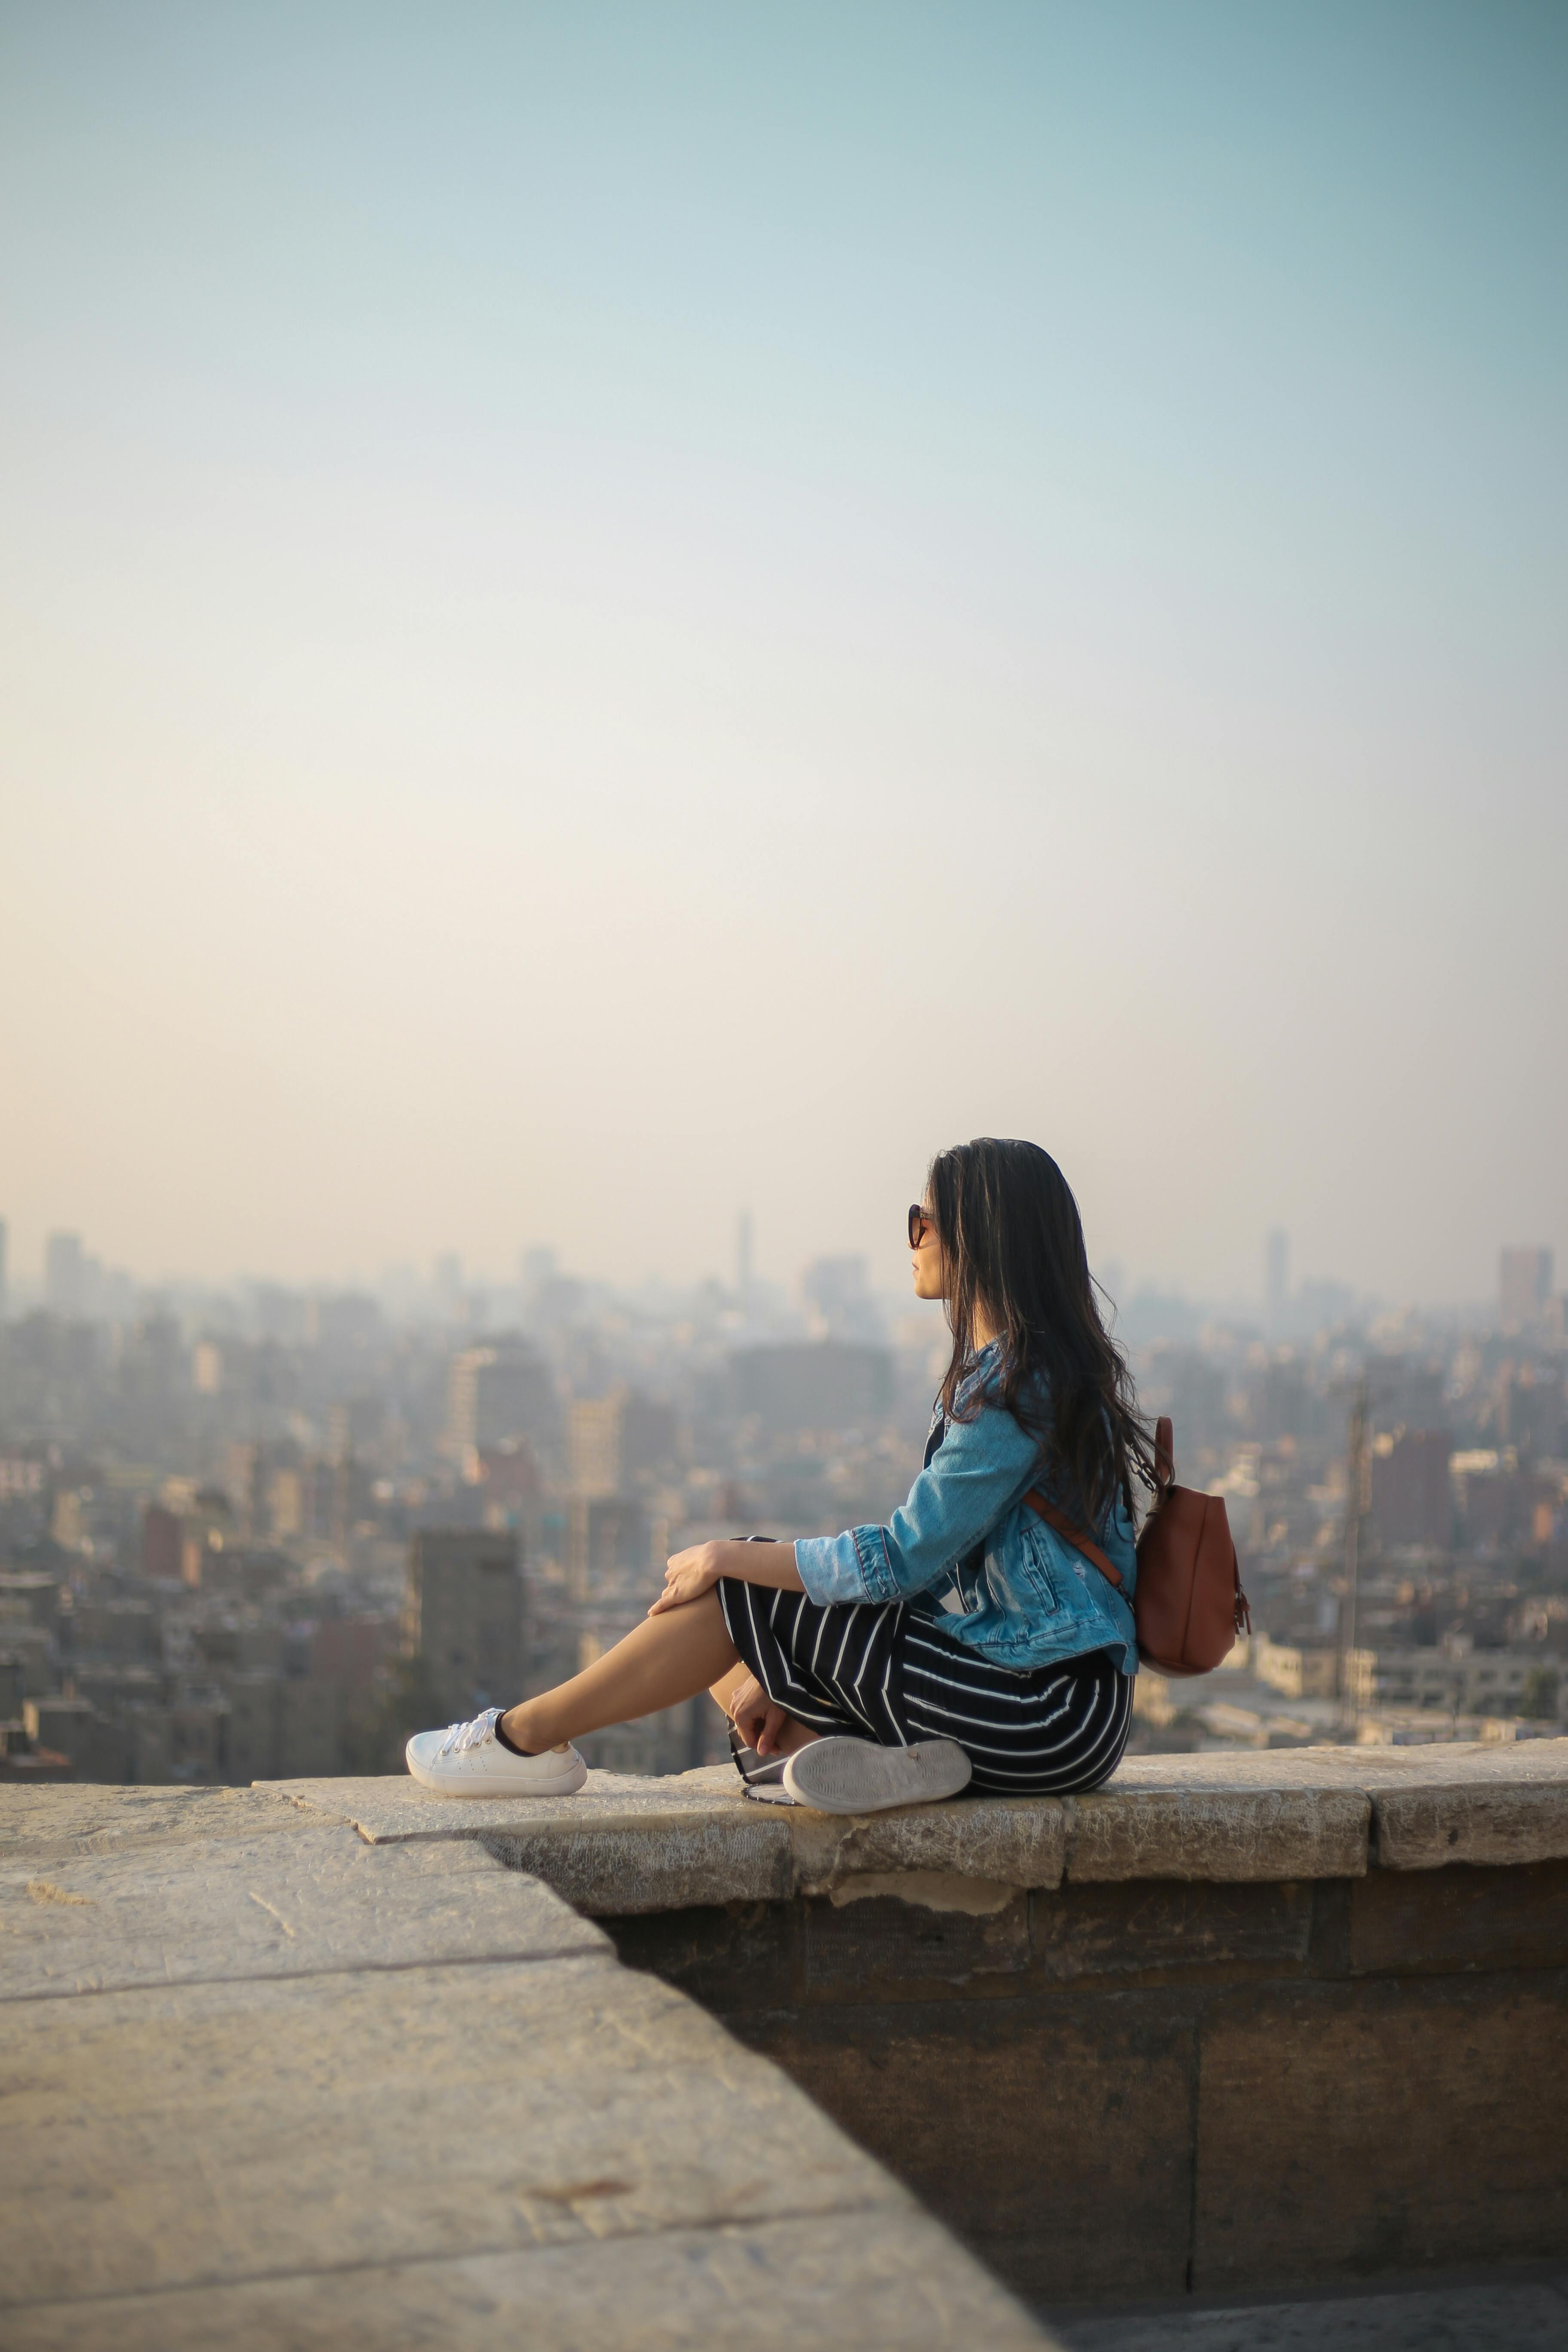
[{"x1": 259, "y1": 1742, "x2": 1568, "y2": 1911}]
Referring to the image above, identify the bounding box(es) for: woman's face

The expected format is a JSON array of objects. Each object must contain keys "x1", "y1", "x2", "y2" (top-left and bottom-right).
[{"x1": 909, "y1": 1195, "x2": 949, "y2": 1302}]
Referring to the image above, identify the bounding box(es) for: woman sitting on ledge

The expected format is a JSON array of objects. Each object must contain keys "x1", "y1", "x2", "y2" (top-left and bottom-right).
[{"x1": 407, "y1": 1136, "x2": 1155, "y2": 1815}]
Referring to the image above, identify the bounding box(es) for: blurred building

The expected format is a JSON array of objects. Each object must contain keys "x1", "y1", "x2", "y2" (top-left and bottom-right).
[
  {"x1": 567, "y1": 1497, "x2": 652, "y2": 1597},
  {"x1": 567, "y1": 1388, "x2": 679, "y2": 1499},
  {"x1": 405, "y1": 1528, "x2": 524, "y2": 1718},
  {"x1": 447, "y1": 1343, "x2": 556, "y2": 1455},
  {"x1": 731, "y1": 1340, "x2": 894, "y2": 1432},
  {"x1": 1495, "y1": 1363, "x2": 1564, "y2": 1458},
  {"x1": 1264, "y1": 1228, "x2": 1289, "y2": 1333},
  {"x1": 141, "y1": 1502, "x2": 184, "y2": 1581},
  {"x1": 1370, "y1": 1430, "x2": 1453, "y2": 1549},
  {"x1": 306, "y1": 1293, "x2": 383, "y2": 1353},
  {"x1": 0, "y1": 1215, "x2": 8, "y2": 1320},
  {"x1": 45, "y1": 1232, "x2": 84, "y2": 1317},
  {"x1": 1500, "y1": 1247, "x2": 1553, "y2": 1332},
  {"x1": 1253, "y1": 1638, "x2": 1374, "y2": 1705}
]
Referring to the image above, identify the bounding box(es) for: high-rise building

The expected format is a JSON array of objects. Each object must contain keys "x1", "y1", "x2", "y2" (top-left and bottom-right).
[
  {"x1": 405, "y1": 1529, "x2": 524, "y2": 1719},
  {"x1": 1369, "y1": 1429, "x2": 1454, "y2": 1549},
  {"x1": 567, "y1": 1497, "x2": 652, "y2": 1597},
  {"x1": 0, "y1": 1216, "x2": 7, "y2": 1320},
  {"x1": 567, "y1": 1387, "x2": 679, "y2": 1499},
  {"x1": 736, "y1": 1210, "x2": 754, "y2": 1301},
  {"x1": 446, "y1": 1343, "x2": 556, "y2": 1455},
  {"x1": 45, "y1": 1232, "x2": 84, "y2": 1317},
  {"x1": 1264, "y1": 1229, "x2": 1289, "y2": 1332},
  {"x1": 1500, "y1": 1247, "x2": 1553, "y2": 1331}
]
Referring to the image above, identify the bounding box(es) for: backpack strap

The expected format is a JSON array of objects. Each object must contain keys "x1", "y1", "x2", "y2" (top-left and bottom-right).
[{"x1": 1022, "y1": 1491, "x2": 1124, "y2": 1590}]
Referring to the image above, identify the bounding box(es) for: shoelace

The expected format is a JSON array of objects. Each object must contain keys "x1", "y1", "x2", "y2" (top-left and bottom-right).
[{"x1": 436, "y1": 1706, "x2": 501, "y2": 1759}]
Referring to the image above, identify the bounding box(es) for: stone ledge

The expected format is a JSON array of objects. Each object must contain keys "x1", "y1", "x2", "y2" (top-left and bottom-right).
[
  {"x1": 260, "y1": 1740, "x2": 1568, "y2": 1913},
  {"x1": 0, "y1": 1785, "x2": 1054, "y2": 2349},
  {"x1": 2, "y1": 2210, "x2": 1049, "y2": 2352},
  {"x1": 0, "y1": 1827, "x2": 608, "y2": 2000}
]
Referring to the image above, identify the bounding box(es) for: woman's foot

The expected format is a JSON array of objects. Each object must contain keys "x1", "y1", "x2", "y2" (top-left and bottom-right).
[
  {"x1": 781, "y1": 1736, "x2": 971, "y2": 1816},
  {"x1": 406, "y1": 1708, "x2": 588, "y2": 1799}
]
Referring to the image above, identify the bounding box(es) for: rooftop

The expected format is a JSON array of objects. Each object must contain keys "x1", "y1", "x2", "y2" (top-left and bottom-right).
[{"x1": 4, "y1": 1741, "x2": 1567, "y2": 2348}]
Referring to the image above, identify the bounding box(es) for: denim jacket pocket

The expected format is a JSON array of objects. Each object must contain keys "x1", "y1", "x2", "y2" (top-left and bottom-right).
[
  {"x1": 983, "y1": 1512, "x2": 1065, "y2": 1623},
  {"x1": 1017, "y1": 1516, "x2": 1065, "y2": 1611}
]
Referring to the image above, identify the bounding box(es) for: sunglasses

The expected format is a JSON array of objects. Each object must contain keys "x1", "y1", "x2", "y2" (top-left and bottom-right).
[{"x1": 908, "y1": 1204, "x2": 936, "y2": 1249}]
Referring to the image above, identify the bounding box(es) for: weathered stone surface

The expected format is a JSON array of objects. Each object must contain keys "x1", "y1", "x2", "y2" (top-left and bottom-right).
[
  {"x1": 0, "y1": 1828, "x2": 603, "y2": 1998},
  {"x1": 1030, "y1": 1877, "x2": 1315, "y2": 1982},
  {"x1": 1065, "y1": 1777, "x2": 1369, "y2": 1882},
  {"x1": 266, "y1": 1744, "x2": 1568, "y2": 1909},
  {"x1": 1193, "y1": 1973, "x2": 1568, "y2": 2287},
  {"x1": 0, "y1": 1953, "x2": 925, "y2": 2308},
  {"x1": 1078, "y1": 1743, "x2": 1568, "y2": 1883},
  {"x1": 0, "y1": 1782, "x2": 1058, "y2": 2346},
  {"x1": 802, "y1": 1886, "x2": 1031, "y2": 1992},
  {"x1": 1367, "y1": 1741, "x2": 1568, "y2": 1870},
  {"x1": 787, "y1": 1791, "x2": 1066, "y2": 1895},
  {"x1": 0, "y1": 1782, "x2": 311, "y2": 1864},
  {"x1": 1350, "y1": 1856, "x2": 1568, "y2": 1977},
  {"x1": 3, "y1": 2211, "x2": 1052, "y2": 2351},
  {"x1": 274, "y1": 1764, "x2": 1068, "y2": 1905},
  {"x1": 732, "y1": 1990, "x2": 1199, "y2": 2304},
  {"x1": 482, "y1": 1813, "x2": 796, "y2": 1914},
  {"x1": 276, "y1": 1762, "x2": 747, "y2": 1844},
  {"x1": 277, "y1": 1764, "x2": 799, "y2": 1912}
]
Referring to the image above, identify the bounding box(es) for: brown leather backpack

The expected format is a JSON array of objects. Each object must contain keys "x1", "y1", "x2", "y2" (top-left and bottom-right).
[{"x1": 1025, "y1": 1416, "x2": 1250, "y2": 1676}]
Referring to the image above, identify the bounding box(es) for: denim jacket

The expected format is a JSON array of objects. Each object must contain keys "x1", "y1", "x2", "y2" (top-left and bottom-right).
[{"x1": 793, "y1": 1343, "x2": 1139, "y2": 1676}]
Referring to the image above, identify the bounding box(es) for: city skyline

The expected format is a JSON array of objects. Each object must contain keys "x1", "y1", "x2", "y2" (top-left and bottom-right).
[{"x1": 0, "y1": 1201, "x2": 1555, "y2": 1335}]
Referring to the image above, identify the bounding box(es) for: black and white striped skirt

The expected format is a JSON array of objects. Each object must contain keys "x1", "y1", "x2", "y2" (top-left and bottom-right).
[{"x1": 717, "y1": 1580, "x2": 1132, "y2": 1795}]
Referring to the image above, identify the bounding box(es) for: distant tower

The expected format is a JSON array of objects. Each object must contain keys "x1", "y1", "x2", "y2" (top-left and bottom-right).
[
  {"x1": 736, "y1": 1210, "x2": 754, "y2": 1303},
  {"x1": 1499, "y1": 1246, "x2": 1553, "y2": 1332},
  {"x1": 46, "y1": 1232, "x2": 84, "y2": 1317},
  {"x1": 1264, "y1": 1229, "x2": 1289, "y2": 1333},
  {"x1": 0, "y1": 1216, "x2": 7, "y2": 1320}
]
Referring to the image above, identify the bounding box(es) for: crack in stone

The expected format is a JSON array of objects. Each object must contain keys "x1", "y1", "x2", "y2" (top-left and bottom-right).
[
  {"x1": 245, "y1": 1893, "x2": 297, "y2": 1938},
  {"x1": 0, "y1": 2196, "x2": 899, "y2": 2313}
]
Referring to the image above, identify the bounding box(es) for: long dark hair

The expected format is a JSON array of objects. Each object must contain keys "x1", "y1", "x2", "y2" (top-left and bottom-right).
[{"x1": 928, "y1": 1136, "x2": 1154, "y2": 1525}]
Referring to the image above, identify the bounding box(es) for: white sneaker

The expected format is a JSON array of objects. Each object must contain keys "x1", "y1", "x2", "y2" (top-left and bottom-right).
[
  {"x1": 405, "y1": 1708, "x2": 588, "y2": 1799},
  {"x1": 781, "y1": 1736, "x2": 972, "y2": 1815}
]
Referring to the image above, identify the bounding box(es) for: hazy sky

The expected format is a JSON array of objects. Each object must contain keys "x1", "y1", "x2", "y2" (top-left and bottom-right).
[{"x1": 2, "y1": 3, "x2": 1564, "y2": 1305}]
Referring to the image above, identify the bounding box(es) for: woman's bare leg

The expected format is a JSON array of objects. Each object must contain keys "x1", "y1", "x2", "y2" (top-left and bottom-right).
[
  {"x1": 709, "y1": 1663, "x2": 751, "y2": 1718},
  {"x1": 500, "y1": 1588, "x2": 739, "y2": 1754}
]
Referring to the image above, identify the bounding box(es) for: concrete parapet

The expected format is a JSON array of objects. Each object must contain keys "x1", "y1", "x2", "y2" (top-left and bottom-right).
[
  {"x1": 5, "y1": 1741, "x2": 1566, "y2": 2338},
  {"x1": 266, "y1": 1738, "x2": 1568, "y2": 1908},
  {"x1": 0, "y1": 1777, "x2": 1049, "y2": 2351}
]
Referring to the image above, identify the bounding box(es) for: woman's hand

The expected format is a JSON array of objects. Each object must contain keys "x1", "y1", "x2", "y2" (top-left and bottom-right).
[
  {"x1": 647, "y1": 1543, "x2": 723, "y2": 1616},
  {"x1": 725, "y1": 1671, "x2": 794, "y2": 1757}
]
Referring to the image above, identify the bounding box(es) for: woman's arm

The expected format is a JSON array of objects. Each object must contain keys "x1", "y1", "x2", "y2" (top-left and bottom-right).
[
  {"x1": 794, "y1": 1403, "x2": 1041, "y2": 1608},
  {"x1": 647, "y1": 1539, "x2": 803, "y2": 1616}
]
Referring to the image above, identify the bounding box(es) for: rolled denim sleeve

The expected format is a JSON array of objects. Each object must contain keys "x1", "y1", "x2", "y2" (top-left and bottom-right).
[{"x1": 794, "y1": 1405, "x2": 1042, "y2": 1608}]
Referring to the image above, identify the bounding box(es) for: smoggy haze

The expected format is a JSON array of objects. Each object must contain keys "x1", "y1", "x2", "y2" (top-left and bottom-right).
[{"x1": 1, "y1": 5, "x2": 1564, "y2": 1304}]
